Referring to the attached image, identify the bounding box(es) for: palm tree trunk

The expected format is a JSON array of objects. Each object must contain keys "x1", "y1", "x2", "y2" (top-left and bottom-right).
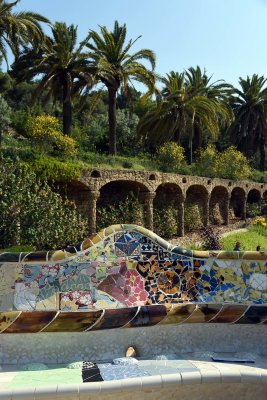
[
  {"x1": 259, "y1": 138, "x2": 266, "y2": 171},
  {"x1": 63, "y1": 81, "x2": 72, "y2": 135},
  {"x1": 194, "y1": 119, "x2": 202, "y2": 151},
  {"x1": 108, "y1": 86, "x2": 117, "y2": 155}
]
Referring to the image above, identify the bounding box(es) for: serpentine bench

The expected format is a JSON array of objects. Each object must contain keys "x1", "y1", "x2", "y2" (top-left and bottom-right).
[{"x1": 0, "y1": 224, "x2": 266, "y2": 399}]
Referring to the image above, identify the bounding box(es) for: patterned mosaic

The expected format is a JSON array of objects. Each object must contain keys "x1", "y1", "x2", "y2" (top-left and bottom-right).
[{"x1": 0, "y1": 224, "x2": 266, "y2": 332}]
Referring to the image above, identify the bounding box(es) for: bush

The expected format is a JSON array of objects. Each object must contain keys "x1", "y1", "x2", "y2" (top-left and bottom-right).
[
  {"x1": 153, "y1": 206, "x2": 177, "y2": 238},
  {"x1": 184, "y1": 204, "x2": 202, "y2": 232},
  {"x1": 196, "y1": 145, "x2": 252, "y2": 180},
  {"x1": 96, "y1": 193, "x2": 144, "y2": 231},
  {"x1": 195, "y1": 145, "x2": 218, "y2": 178},
  {"x1": 158, "y1": 142, "x2": 186, "y2": 173},
  {"x1": 0, "y1": 94, "x2": 11, "y2": 145},
  {"x1": 27, "y1": 115, "x2": 77, "y2": 157},
  {"x1": 201, "y1": 226, "x2": 222, "y2": 250},
  {"x1": 246, "y1": 203, "x2": 261, "y2": 218},
  {"x1": 218, "y1": 146, "x2": 251, "y2": 180},
  {"x1": 0, "y1": 159, "x2": 87, "y2": 249}
]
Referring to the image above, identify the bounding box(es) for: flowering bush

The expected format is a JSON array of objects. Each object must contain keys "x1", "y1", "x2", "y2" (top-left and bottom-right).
[
  {"x1": 27, "y1": 115, "x2": 77, "y2": 156},
  {"x1": 157, "y1": 142, "x2": 186, "y2": 173},
  {"x1": 196, "y1": 145, "x2": 251, "y2": 180}
]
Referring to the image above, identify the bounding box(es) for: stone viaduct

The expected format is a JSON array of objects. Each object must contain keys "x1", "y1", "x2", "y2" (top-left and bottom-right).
[{"x1": 63, "y1": 168, "x2": 267, "y2": 236}]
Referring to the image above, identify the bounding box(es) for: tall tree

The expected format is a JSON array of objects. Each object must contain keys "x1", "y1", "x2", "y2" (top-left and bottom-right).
[
  {"x1": 184, "y1": 66, "x2": 232, "y2": 150},
  {"x1": 11, "y1": 22, "x2": 93, "y2": 135},
  {"x1": 0, "y1": 0, "x2": 49, "y2": 63},
  {"x1": 229, "y1": 74, "x2": 267, "y2": 171},
  {"x1": 86, "y1": 20, "x2": 157, "y2": 155}
]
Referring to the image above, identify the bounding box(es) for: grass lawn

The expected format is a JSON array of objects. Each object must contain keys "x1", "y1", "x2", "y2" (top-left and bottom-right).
[{"x1": 221, "y1": 230, "x2": 267, "y2": 251}]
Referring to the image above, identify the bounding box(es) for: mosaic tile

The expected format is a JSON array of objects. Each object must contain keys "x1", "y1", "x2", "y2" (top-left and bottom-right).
[{"x1": 0, "y1": 224, "x2": 266, "y2": 332}]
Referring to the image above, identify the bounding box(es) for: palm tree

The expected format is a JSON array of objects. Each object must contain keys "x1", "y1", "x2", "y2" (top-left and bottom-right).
[
  {"x1": 0, "y1": 0, "x2": 49, "y2": 63},
  {"x1": 184, "y1": 66, "x2": 232, "y2": 150},
  {"x1": 11, "y1": 22, "x2": 93, "y2": 135},
  {"x1": 229, "y1": 74, "x2": 267, "y2": 171},
  {"x1": 138, "y1": 68, "x2": 231, "y2": 163},
  {"x1": 86, "y1": 20, "x2": 157, "y2": 155}
]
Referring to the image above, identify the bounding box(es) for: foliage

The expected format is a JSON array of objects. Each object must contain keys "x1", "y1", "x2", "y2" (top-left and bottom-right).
[
  {"x1": 27, "y1": 156, "x2": 86, "y2": 181},
  {"x1": 86, "y1": 110, "x2": 140, "y2": 154},
  {"x1": 96, "y1": 193, "x2": 144, "y2": 231},
  {"x1": 87, "y1": 20, "x2": 156, "y2": 155},
  {"x1": 27, "y1": 115, "x2": 77, "y2": 156},
  {"x1": 0, "y1": 159, "x2": 87, "y2": 249},
  {"x1": 11, "y1": 22, "x2": 93, "y2": 135},
  {"x1": 251, "y1": 216, "x2": 267, "y2": 238},
  {"x1": 157, "y1": 142, "x2": 185, "y2": 172},
  {"x1": 138, "y1": 66, "x2": 232, "y2": 163},
  {"x1": 229, "y1": 74, "x2": 267, "y2": 171},
  {"x1": 246, "y1": 203, "x2": 261, "y2": 218},
  {"x1": 217, "y1": 146, "x2": 252, "y2": 180},
  {"x1": 201, "y1": 226, "x2": 222, "y2": 250},
  {"x1": 153, "y1": 206, "x2": 177, "y2": 238},
  {"x1": 0, "y1": 0, "x2": 49, "y2": 62},
  {"x1": 184, "y1": 204, "x2": 202, "y2": 232},
  {"x1": 196, "y1": 145, "x2": 251, "y2": 180},
  {"x1": 195, "y1": 144, "x2": 218, "y2": 178},
  {"x1": 0, "y1": 93, "x2": 11, "y2": 145}
]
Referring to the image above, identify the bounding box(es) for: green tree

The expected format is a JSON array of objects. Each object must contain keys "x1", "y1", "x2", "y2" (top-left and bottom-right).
[
  {"x1": 228, "y1": 74, "x2": 267, "y2": 171},
  {"x1": 0, "y1": 0, "x2": 49, "y2": 63},
  {"x1": 185, "y1": 66, "x2": 232, "y2": 150},
  {"x1": 87, "y1": 20, "x2": 156, "y2": 155},
  {"x1": 11, "y1": 22, "x2": 93, "y2": 135},
  {"x1": 0, "y1": 93, "x2": 11, "y2": 147},
  {"x1": 138, "y1": 67, "x2": 231, "y2": 163}
]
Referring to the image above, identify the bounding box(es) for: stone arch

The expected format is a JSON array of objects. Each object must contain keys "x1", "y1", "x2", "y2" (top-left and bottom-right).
[
  {"x1": 56, "y1": 180, "x2": 91, "y2": 220},
  {"x1": 154, "y1": 183, "x2": 184, "y2": 237},
  {"x1": 230, "y1": 187, "x2": 246, "y2": 220},
  {"x1": 96, "y1": 180, "x2": 152, "y2": 231},
  {"x1": 185, "y1": 185, "x2": 209, "y2": 232},
  {"x1": 209, "y1": 186, "x2": 229, "y2": 225},
  {"x1": 246, "y1": 189, "x2": 262, "y2": 218}
]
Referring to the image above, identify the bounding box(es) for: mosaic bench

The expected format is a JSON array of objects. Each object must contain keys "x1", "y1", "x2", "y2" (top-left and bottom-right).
[
  {"x1": 0, "y1": 224, "x2": 266, "y2": 399},
  {"x1": 0, "y1": 223, "x2": 266, "y2": 332}
]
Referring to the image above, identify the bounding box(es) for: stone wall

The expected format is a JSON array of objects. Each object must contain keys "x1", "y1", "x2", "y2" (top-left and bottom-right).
[{"x1": 64, "y1": 168, "x2": 267, "y2": 235}]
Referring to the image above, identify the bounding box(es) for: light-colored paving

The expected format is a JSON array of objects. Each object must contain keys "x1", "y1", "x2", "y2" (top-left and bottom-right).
[{"x1": 0, "y1": 354, "x2": 266, "y2": 398}]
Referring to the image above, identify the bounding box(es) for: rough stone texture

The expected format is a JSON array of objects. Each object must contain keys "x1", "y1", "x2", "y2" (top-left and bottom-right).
[
  {"x1": 0, "y1": 323, "x2": 266, "y2": 364},
  {"x1": 65, "y1": 168, "x2": 267, "y2": 235}
]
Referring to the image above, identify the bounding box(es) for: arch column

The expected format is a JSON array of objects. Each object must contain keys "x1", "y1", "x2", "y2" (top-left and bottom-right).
[
  {"x1": 177, "y1": 199, "x2": 185, "y2": 237},
  {"x1": 224, "y1": 196, "x2": 230, "y2": 225},
  {"x1": 203, "y1": 195, "x2": 210, "y2": 226},
  {"x1": 88, "y1": 190, "x2": 100, "y2": 235},
  {"x1": 242, "y1": 195, "x2": 247, "y2": 221},
  {"x1": 143, "y1": 192, "x2": 156, "y2": 231}
]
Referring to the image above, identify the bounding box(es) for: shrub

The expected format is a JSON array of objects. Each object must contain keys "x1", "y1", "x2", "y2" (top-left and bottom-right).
[
  {"x1": 0, "y1": 159, "x2": 87, "y2": 249},
  {"x1": 246, "y1": 203, "x2": 261, "y2": 218},
  {"x1": 196, "y1": 145, "x2": 252, "y2": 180},
  {"x1": 184, "y1": 204, "x2": 202, "y2": 232},
  {"x1": 158, "y1": 142, "x2": 186, "y2": 173},
  {"x1": 0, "y1": 94, "x2": 11, "y2": 146},
  {"x1": 196, "y1": 145, "x2": 218, "y2": 178},
  {"x1": 251, "y1": 216, "x2": 267, "y2": 237},
  {"x1": 27, "y1": 115, "x2": 77, "y2": 156},
  {"x1": 153, "y1": 206, "x2": 177, "y2": 238},
  {"x1": 217, "y1": 146, "x2": 252, "y2": 180},
  {"x1": 96, "y1": 193, "x2": 144, "y2": 231},
  {"x1": 201, "y1": 226, "x2": 222, "y2": 250}
]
